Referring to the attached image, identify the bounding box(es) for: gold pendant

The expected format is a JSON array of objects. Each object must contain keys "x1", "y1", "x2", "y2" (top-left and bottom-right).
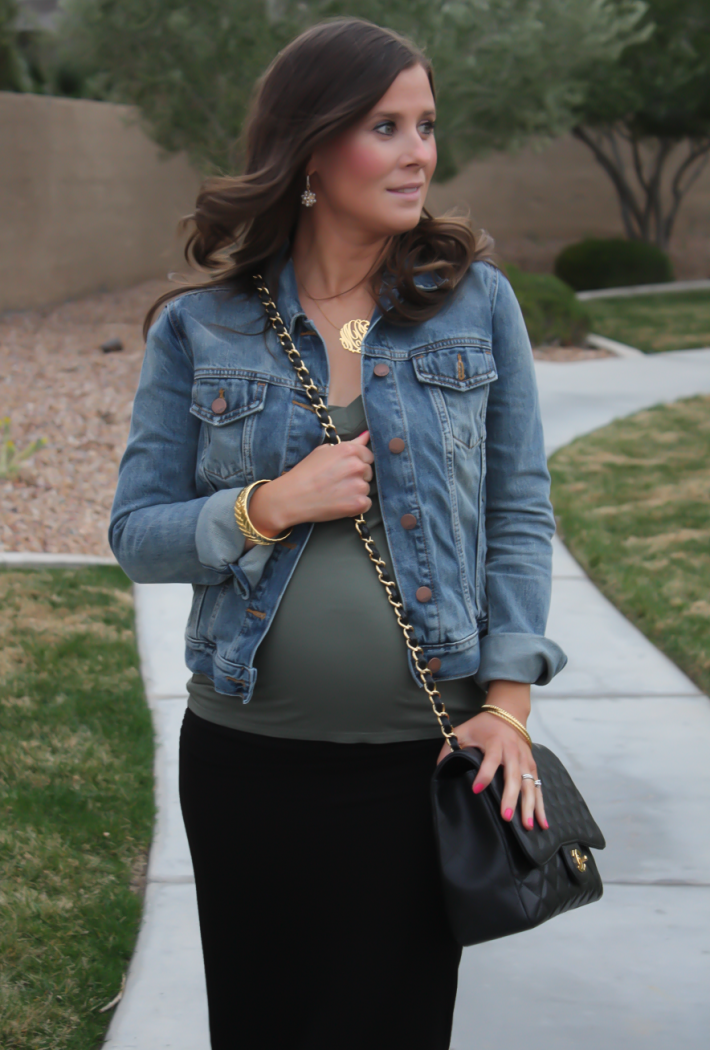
[{"x1": 339, "y1": 319, "x2": 370, "y2": 354}]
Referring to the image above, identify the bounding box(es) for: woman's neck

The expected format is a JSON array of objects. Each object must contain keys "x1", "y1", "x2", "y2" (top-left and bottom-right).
[{"x1": 291, "y1": 213, "x2": 388, "y2": 299}]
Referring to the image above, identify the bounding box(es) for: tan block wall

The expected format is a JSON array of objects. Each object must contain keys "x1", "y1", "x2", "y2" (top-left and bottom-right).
[
  {"x1": 427, "y1": 134, "x2": 710, "y2": 280},
  {"x1": 1, "y1": 93, "x2": 708, "y2": 315},
  {"x1": 0, "y1": 92, "x2": 202, "y2": 313}
]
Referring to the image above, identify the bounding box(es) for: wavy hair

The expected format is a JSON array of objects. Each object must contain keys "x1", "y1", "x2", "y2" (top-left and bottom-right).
[{"x1": 144, "y1": 17, "x2": 494, "y2": 336}]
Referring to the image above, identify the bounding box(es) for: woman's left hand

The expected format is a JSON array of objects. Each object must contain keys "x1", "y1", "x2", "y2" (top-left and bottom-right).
[{"x1": 436, "y1": 680, "x2": 548, "y2": 832}]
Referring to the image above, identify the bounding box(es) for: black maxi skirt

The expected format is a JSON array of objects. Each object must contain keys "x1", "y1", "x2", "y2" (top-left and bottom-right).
[{"x1": 179, "y1": 707, "x2": 462, "y2": 1050}]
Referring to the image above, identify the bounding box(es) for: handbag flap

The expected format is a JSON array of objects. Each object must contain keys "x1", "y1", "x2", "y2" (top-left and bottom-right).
[{"x1": 435, "y1": 744, "x2": 606, "y2": 867}]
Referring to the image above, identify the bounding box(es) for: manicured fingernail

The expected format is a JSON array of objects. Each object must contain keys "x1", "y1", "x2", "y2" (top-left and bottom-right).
[
  {"x1": 473, "y1": 782, "x2": 484, "y2": 794},
  {"x1": 504, "y1": 808, "x2": 513, "y2": 821},
  {"x1": 526, "y1": 817, "x2": 534, "y2": 829},
  {"x1": 543, "y1": 819, "x2": 549, "y2": 829}
]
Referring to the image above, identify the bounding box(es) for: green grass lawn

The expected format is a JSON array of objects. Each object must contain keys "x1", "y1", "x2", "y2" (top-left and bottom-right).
[
  {"x1": 585, "y1": 290, "x2": 710, "y2": 353},
  {"x1": 0, "y1": 566, "x2": 154, "y2": 1050},
  {"x1": 549, "y1": 395, "x2": 710, "y2": 696}
]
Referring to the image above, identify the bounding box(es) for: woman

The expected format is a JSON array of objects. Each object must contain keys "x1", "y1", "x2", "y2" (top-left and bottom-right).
[{"x1": 110, "y1": 17, "x2": 566, "y2": 1050}]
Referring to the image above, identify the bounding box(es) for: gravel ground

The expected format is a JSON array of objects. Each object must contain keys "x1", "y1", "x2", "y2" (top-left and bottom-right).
[
  {"x1": 0, "y1": 280, "x2": 171, "y2": 556},
  {"x1": 1, "y1": 279, "x2": 609, "y2": 556}
]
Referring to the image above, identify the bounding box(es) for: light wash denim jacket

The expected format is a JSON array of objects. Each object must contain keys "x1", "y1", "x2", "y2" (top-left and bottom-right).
[{"x1": 110, "y1": 258, "x2": 567, "y2": 701}]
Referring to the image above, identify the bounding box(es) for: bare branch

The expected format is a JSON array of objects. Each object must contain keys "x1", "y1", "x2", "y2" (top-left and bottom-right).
[
  {"x1": 663, "y1": 141, "x2": 710, "y2": 244},
  {"x1": 573, "y1": 124, "x2": 644, "y2": 237},
  {"x1": 630, "y1": 136, "x2": 650, "y2": 195},
  {"x1": 606, "y1": 128, "x2": 637, "y2": 238}
]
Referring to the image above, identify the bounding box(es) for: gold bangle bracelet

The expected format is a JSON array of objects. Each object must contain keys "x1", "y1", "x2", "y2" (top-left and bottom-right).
[
  {"x1": 480, "y1": 704, "x2": 533, "y2": 748},
  {"x1": 234, "y1": 480, "x2": 293, "y2": 546}
]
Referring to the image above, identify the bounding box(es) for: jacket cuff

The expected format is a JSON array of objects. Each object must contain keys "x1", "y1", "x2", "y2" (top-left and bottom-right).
[
  {"x1": 195, "y1": 488, "x2": 246, "y2": 571},
  {"x1": 475, "y1": 633, "x2": 568, "y2": 687},
  {"x1": 195, "y1": 488, "x2": 275, "y2": 589},
  {"x1": 233, "y1": 543, "x2": 276, "y2": 594}
]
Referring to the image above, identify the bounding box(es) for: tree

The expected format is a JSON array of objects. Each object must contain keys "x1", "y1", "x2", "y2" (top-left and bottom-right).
[
  {"x1": 58, "y1": 1, "x2": 298, "y2": 172},
  {"x1": 571, "y1": 1, "x2": 710, "y2": 249},
  {"x1": 0, "y1": 0, "x2": 30, "y2": 90},
  {"x1": 311, "y1": 1, "x2": 649, "y2": 177},
  {"x1": 58, "y1": 0, "x2": 647, "y2": 176}
]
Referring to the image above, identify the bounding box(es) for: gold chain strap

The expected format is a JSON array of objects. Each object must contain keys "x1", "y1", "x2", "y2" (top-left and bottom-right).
[{"x1": 253, "y1": 273, "x2": 461, "y2": 751}]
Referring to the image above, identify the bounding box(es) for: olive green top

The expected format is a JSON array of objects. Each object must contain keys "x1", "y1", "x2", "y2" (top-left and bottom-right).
[{"x1": 186, "y1": 396, "x2": 484, "y2": 742}]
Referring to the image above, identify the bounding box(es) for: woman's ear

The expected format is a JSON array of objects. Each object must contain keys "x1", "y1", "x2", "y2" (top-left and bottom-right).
[{"x1": 304, "y1": 149, "x2": 317, "y2": 177}]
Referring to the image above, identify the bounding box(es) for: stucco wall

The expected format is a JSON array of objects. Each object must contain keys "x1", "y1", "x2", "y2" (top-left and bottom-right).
[
  {"x1": 1, "y1": 92, "x2": 708, "y2": 315},
  {"x1": 428, "y1": 134, "x2": 710, "y2": 280},
  {"x1": 0, "y1": 92, "x2": 202, "y2": 313}
]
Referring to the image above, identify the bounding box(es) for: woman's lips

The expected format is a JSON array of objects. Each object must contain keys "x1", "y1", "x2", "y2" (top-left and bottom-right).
[{"x1": 387, "y1": 184, "x2": 424, "y2": 197}]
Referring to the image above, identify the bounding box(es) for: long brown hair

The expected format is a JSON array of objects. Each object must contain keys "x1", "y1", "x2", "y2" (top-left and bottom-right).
[{"x1": 144, "y1": 17, "x2": 493, "y2": 336}]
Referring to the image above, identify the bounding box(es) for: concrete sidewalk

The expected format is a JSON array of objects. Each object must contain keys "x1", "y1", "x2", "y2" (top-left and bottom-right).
[{"x1": 105, "y1": 348, "x2": 710, "y2": 1050}]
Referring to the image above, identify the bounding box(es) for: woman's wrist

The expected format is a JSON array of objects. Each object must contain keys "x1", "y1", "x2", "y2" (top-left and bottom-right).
[
  {"x1": 484, "y1": 680, "x2": 531, "y2": 724},
  {"x1": 246, "y1": 477, "x2": 292, "y2": 538}
]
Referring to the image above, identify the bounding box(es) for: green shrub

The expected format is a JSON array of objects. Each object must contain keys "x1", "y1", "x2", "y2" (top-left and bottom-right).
[
  {"x1": 505, "y1": 264, "x2": 591, "y2": 347},
  {"x1": 554, "y1": 237, "x2": 674, "y2": 292}
]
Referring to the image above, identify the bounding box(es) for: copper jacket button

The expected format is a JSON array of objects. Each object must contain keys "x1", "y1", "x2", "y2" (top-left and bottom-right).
[
  {"x1": 389, "y1": 437, "x2": 405, "y2": 454},
  {"x1": 427, "y1": 657, "x2": 442, "y2": 673},
  {"x1": 400, "y1": 513, "x2": 417, "y2": 530},
  {"x1": 211, "y1": 397, "x2": 227, "y2": 415},
  {"x1": 373, "y1": 363, "x2": 390, "y2": 377},
  {"x1": 415, "y1": 586, "x2": 432, "y2": 602}
]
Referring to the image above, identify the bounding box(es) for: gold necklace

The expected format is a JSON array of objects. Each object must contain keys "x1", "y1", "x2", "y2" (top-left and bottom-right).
[{"x1": 299, "y1": 282, "x2": 370, "y2": 354}]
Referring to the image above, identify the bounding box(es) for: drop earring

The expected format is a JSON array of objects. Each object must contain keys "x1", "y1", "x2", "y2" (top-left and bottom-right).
[{"x1": 301, "y1": 173, "x2": 316, "y2": 208}]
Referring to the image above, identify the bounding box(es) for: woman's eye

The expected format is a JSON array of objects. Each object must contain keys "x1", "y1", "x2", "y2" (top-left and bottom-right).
[{"x1": 373, "y1": 118, "x2": 436, "y2": 137}]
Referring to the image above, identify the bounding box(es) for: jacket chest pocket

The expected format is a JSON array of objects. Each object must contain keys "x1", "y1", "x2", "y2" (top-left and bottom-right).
[
  {"x1": 412, "y1": 344, "x2": 498, "y2": 449},
  {"x1": 190, "y1": 373, "x2": 268, "y2": 485}
]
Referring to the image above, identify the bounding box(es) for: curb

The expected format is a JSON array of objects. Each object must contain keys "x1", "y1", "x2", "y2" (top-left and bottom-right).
[
  {"x1": 585, "y1": 332, "x2": 644, "y2": 359},
  {"x1": 577, "y1": 278, "x2": 710, "y2": 301},
  {"x1": 0, "y1": 552, "x2": 118, "y2": 569}
]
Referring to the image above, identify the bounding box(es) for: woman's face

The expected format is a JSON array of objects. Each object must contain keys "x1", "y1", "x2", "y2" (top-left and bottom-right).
[{"x1": 309, "y1": 64, "x2": 437, "y2": 239}]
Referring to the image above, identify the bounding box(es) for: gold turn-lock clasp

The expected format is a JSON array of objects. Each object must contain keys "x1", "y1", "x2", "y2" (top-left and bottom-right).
[{"x1": 570, "y1": 848, "x2": 589, "y2": 872}]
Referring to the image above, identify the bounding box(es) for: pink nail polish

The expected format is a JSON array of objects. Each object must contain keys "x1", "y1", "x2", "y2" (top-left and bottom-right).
[
  {"x1": 527, "y1": 817, "x2": 534, "y2": 829},
  {"x1": 543, "y1": 820, "x2": 549, "y2": 829},
  {"x1": 504, "y1": 808, "x2": 513, "y2": 821},
  {"x1": 473, "y1": 782, "x2": 484, "y2": 794}
]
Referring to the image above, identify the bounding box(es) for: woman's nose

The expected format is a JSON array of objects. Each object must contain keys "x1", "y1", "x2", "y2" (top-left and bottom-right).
[{"x1": 402, "y1": 129, "x2": 433, "y2": 166}]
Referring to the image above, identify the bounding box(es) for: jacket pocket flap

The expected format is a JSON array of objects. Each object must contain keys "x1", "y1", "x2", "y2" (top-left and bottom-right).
[
  {"x1": 413, "y1": 345, "x2": 497, "y2": 392},
  {"x1": 190, "y1": 375, "x2": 268, "y2": 426}
]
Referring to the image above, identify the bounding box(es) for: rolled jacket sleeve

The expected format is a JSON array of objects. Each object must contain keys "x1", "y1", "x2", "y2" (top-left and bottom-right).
[
  {"x1": 474, "y1": 271, "x2": 567, "y2": 688},
  {"x1": 109, "y1": 303, "x2": 273, "y2": 588},
  {"x1": 195, "y1": 488, "x2": 274, "y2": 590}
]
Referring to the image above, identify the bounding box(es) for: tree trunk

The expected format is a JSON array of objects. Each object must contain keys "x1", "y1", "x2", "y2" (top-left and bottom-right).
[{"x1": 572, "y1": 124, "x2": 710, "y2": 252}]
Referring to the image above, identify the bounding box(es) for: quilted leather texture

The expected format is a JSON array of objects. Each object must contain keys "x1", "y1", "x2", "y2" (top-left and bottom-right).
[
  {"x1": 431, "y1": 745, "x2": 605, "y2": 946},
  {"x1": 509, "y1": 745, "x2": 605, "y2": 864}
]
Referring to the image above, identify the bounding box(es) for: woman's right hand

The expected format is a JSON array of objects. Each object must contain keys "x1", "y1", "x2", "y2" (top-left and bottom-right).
[{"x1": 246, "y1": 431, "x2": 373, "y2": 538}]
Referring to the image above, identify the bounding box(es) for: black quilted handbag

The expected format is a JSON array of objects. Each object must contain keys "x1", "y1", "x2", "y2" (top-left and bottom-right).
[
  {"x1": 432, "y1": 743, "x2": 605, "y2": 945},
  {"x1": 254, "y1": 275, "x2": 606, "y2": 947}
]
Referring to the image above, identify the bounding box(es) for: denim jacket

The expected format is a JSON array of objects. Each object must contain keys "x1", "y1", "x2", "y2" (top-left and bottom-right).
[{"x1": 110, "y1": 258, "x2": 567, "y2": 700}]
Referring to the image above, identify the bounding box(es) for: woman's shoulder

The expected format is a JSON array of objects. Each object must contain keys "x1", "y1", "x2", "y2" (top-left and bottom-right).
[
  {"x1": 437, "y1": 260, "x2": 504, "y2": 320},
  {"x1": 459, "y1": 260, "x2": 520, "y2": 318},
  {"x1": 164, "y1": 283, "x2": 257, "y2": 326},
  {"x1": 159, "y1": 283, "x2": 264, "y2": 336},
  {"x1": 466, "y1": 257, "x2": 499, "y2": 292}
]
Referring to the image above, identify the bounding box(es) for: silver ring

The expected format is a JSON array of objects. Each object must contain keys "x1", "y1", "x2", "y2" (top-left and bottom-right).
[
  {"x1": 521, "y1": 773, "x2": 535, "y2": 782},
  {"x1": 534, "y1": 779, "x2": 542, "y2": 788}
]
